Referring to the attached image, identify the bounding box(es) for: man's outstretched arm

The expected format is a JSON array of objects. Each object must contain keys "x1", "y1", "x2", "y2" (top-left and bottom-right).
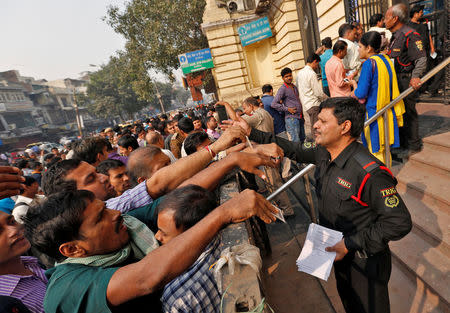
[
  {"x1": 106, "y1": 189, "x2": 277, "y2": 306},
  {"x1": 146, "y1": 126, "x2": 246, "y2": 198},
  {"x1": 222, "y1": 117, "x2": 317, "y2": 164},
  {"x1": 180, "y1": 151, "x2": 278, "y2": 191}
]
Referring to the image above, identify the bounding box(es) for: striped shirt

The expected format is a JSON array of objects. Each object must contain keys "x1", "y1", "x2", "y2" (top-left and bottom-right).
[
  {"x1": 106, "y1": 180, "x2": 153, "y2": 213},
  {"x1": 0, "y1": 256, "x2": 47, "y2": 313}
]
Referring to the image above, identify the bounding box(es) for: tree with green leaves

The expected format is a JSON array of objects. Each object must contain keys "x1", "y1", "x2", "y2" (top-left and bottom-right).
[
  {"x1": 86, "y1": 54, "x2": 148, "y2": 120},
  {"x1": 105, "y1": 0, "x2": 208, "y2": 76},
  {"x1": 87, "y1": 53, "x2": 191, "y2": 119}
]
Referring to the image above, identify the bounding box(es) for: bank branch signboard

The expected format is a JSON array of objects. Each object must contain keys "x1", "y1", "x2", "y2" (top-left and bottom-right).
[
  {"x1": 238, "y1": 17, "x2": 272, "y2": 47},
  {"x1": 178, "y1": 48, "x2": 214, "y2": 75}
]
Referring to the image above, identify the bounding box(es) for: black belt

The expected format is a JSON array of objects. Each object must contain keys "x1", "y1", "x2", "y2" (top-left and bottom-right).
[{"x1": 354, "y1": 247, "x2": 389, "y2": 259}]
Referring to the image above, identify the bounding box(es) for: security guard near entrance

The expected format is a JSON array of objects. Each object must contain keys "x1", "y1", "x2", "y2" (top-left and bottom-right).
[
  {"x1": 385, "y1": 4, "x2": 427, "y2": 155},
  {"x1": 230, "y1": 97, "x2": 412, "y2": 313}
]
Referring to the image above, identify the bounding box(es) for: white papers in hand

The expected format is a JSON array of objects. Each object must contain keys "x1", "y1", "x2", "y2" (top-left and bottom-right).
[{"x1": 296, "y1": 223, "x2": 343, "y2": 281}]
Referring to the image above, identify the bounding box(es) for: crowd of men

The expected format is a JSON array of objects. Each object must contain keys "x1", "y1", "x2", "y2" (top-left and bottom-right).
[{"x1": 1, "y1": 3, "x2": 440, "y2": 313}]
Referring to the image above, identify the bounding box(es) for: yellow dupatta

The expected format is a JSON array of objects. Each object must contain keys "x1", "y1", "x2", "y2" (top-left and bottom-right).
[{"x1": 363, "y1": 54, "x2": 405, "y2": 153}]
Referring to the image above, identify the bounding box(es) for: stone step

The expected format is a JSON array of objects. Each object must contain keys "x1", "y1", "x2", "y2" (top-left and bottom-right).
[
  {"x1": 389, "y1": 256, "x2": 449, "y2": 313},
  {"x1": 398, "y1": 191, "x2": 450, "y2": 257},
  {"x1": 422, "y1": 132, "x2": 450, "y2": 151},
  {"x1": 390, "y1": 231, "x2": 450, "y2": 307},
  {"x1": 393, "y1": 161, "x2": 450, "y2": 208},
  {"x1": 417, "y1": 102, "x2": 450, "y2": 118},
  {"x1": 396, "y1": 174, "x2": 449, "y2": 214},
  {"x1": 409, "y1": 144, "x2": 450, "y2": 174}
]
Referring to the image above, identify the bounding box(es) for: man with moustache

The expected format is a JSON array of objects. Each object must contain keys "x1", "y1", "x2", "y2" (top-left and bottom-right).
[{"x1": 228, "y1": 97, "x2": 412, "y2": 313}]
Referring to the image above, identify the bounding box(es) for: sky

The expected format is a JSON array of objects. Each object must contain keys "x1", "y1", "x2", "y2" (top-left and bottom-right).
[{"x1": 0, "y1": 0, "x2": 128, "y2": 81}]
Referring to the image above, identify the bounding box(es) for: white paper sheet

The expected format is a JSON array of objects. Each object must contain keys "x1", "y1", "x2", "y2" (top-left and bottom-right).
[{"x1": 296, "y1": 223, "x2": 343, "y2": 281}]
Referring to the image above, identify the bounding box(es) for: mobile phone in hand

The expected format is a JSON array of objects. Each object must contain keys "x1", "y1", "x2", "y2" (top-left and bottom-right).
[{"x1": 216, "y1": 104, "x2": 228, "y2": 124}]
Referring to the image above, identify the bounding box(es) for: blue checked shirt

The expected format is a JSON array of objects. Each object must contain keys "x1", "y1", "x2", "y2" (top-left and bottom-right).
[
  {"x1": 105, "y1": 181, "x2": 152, "y2": 213},
  {"x1": 162, "y1": 238, "x2": 222, "y2": 313}
]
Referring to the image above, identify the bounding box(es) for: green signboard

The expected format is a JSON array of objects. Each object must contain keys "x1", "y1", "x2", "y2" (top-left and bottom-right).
[{"x1": 178, "y1": 48, "x2": 214, "y2": 75}]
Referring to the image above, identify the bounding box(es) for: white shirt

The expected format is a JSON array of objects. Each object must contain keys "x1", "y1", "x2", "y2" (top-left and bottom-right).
[
  {"x1": 138, "y1": 138, "x2": 146, "y2": 147},
  {"x1": 162, "y1": 149, "x2": 177, "y2": 163},
  {"x1": 339, "y1": 37, "x2": 362, "y2": 73},
  {"x1": 368, "y1": 26, "x2": 392, "y2": 41},
  {"x1": 296, "y1": 65, "x2": 327, "y2": 111},
  {"x1": 66, "y1": 150, "x2": 74, "y2": 159},
  {"x1": 13, "y1": 195, "x2": 34, "y2": 223}
]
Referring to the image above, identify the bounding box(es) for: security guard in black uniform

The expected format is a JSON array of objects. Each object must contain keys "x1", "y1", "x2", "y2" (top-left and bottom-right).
[
  {"x1": 239, "y1": 97, "x2": 412, "y2": 313},
  {"x1": 385, "y1": 4, "x2": 427, "y2": 154}
]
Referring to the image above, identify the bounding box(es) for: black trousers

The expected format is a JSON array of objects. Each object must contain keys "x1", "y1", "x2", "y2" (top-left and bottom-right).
[
  {"x1": 334, "y1": 249, "x2": 392, "y2": 313},
  {"x1": 397, "y1": 73, "x2": 422, "y2": 150}
]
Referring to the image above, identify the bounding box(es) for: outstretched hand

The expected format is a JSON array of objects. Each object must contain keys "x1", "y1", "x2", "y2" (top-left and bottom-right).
[
  {"x1": 253, "y1": 143, "x2": 284, "y2": 166},
  {"x1": 210, "y1": 125, "x2": 246, "y2": 153},
  {"x1": 0, "y1": 166, "x2": 25, "y2": 200},
  {"x1": 220, "y1": 115, "x2": 251, "y2": 136},
  {"x1": 232, "y1": 151, "x2": 276, "y2": 180},
  {"x1": 220, "y1": 189, "x2": 277, "y2": 224}
]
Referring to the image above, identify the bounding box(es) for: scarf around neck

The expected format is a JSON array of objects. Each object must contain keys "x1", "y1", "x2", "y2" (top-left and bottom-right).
[{"x1": 59, "y1": 215, "x2": 159, "y2": 268}]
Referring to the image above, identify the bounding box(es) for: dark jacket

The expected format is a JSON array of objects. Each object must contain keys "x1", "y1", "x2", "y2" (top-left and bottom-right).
[
  {"x1": 249, "y1": 129, "x2": 412, "y2": 255},
  {"x1": 262, "y1": 94, "x2": 285, "y2": 135}
]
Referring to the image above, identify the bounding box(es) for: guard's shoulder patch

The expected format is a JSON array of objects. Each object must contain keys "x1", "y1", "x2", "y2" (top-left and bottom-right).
[
  {"x1": 303, "y1": 141, "x2": 316, "y2": 149},
  {"x1": 415, "y1": 40, "x2": 423, "y2": 51},
  {"x1": 385, "y1": 194, "x2": 400, "y2": 208},
  {"x1": 380, "y1": 186, "x2": 397, "y2": 197}
]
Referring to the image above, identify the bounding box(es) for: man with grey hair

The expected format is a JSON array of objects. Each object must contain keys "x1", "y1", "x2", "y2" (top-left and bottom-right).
[
  {"x1": 385, "y1": 3, "x2": 427, "y2": 156},
  {"x1": 145, "y1": 131, "x2": 177, "y2": 163}
]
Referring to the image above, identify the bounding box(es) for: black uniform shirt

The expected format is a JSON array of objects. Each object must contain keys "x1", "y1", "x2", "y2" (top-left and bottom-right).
[
  {"x1": 388, "y1": 24, "x2": 426, "y2": 76},
  {"x1": 407, "y1": 21, "x2": 431, "y2": 52},
  {"x1": 249, "y1": 129, "x2": 412, "y2": 255}
]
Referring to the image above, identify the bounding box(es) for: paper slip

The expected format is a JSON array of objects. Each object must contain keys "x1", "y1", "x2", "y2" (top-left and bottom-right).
[
  {"x1": 296, "y1": 223, "x2": 343, "y2": 281},
  {"x1": 271, "y1": 203, "x2": 286, "y2": 223}
]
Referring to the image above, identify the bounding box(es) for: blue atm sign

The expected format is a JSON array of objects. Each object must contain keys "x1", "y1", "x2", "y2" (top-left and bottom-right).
[
  {"x1": 238, "y1": 17, "x2": 273, "y2": 47},
  {"x1": 178, "y1": 48, "x2": 214, "y2": 75}
]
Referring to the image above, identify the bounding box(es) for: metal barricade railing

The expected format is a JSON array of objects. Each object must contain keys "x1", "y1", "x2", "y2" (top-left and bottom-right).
[
  {"x1": 363, "y1": 56, "x2": 450, "y2": 168},
  {"x1": 267, "y1": 163, "x2": 318, "y2": 223},
  {"x1": 271, "y1": 56, "x2": 448, "y2": 222}
]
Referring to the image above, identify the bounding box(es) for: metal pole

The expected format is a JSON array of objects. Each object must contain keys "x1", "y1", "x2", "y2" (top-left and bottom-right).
[
  {"x1": 153, "y1": 81, "x2": 165, "y2": 114},
  {"x1": 267, "y1": 164, "x2": 316, "y2": 201},
  {"x1": 72, "y1": 89, "x2": 83, "y2": 138},
  {"x1": 303, "y1": 173, "x2": 317, "y2": 223},
  {"x1": 383, "y1": 111, "x2": 391, "y2": 168}
]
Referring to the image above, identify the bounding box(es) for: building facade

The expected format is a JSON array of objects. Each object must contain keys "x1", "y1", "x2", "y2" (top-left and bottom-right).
[
  {"x1": 0, "y1": 70, "x2": 104, "y2": 150},
  {"x1": 202, "y1": 0, "x2": 447, "y2": 106},
  {"x1": 202, "y1": 0, "x2": 306, "y2": 106},
  {"x1": 0, "y1": 71, "x2": 43, "y2": 147}
]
